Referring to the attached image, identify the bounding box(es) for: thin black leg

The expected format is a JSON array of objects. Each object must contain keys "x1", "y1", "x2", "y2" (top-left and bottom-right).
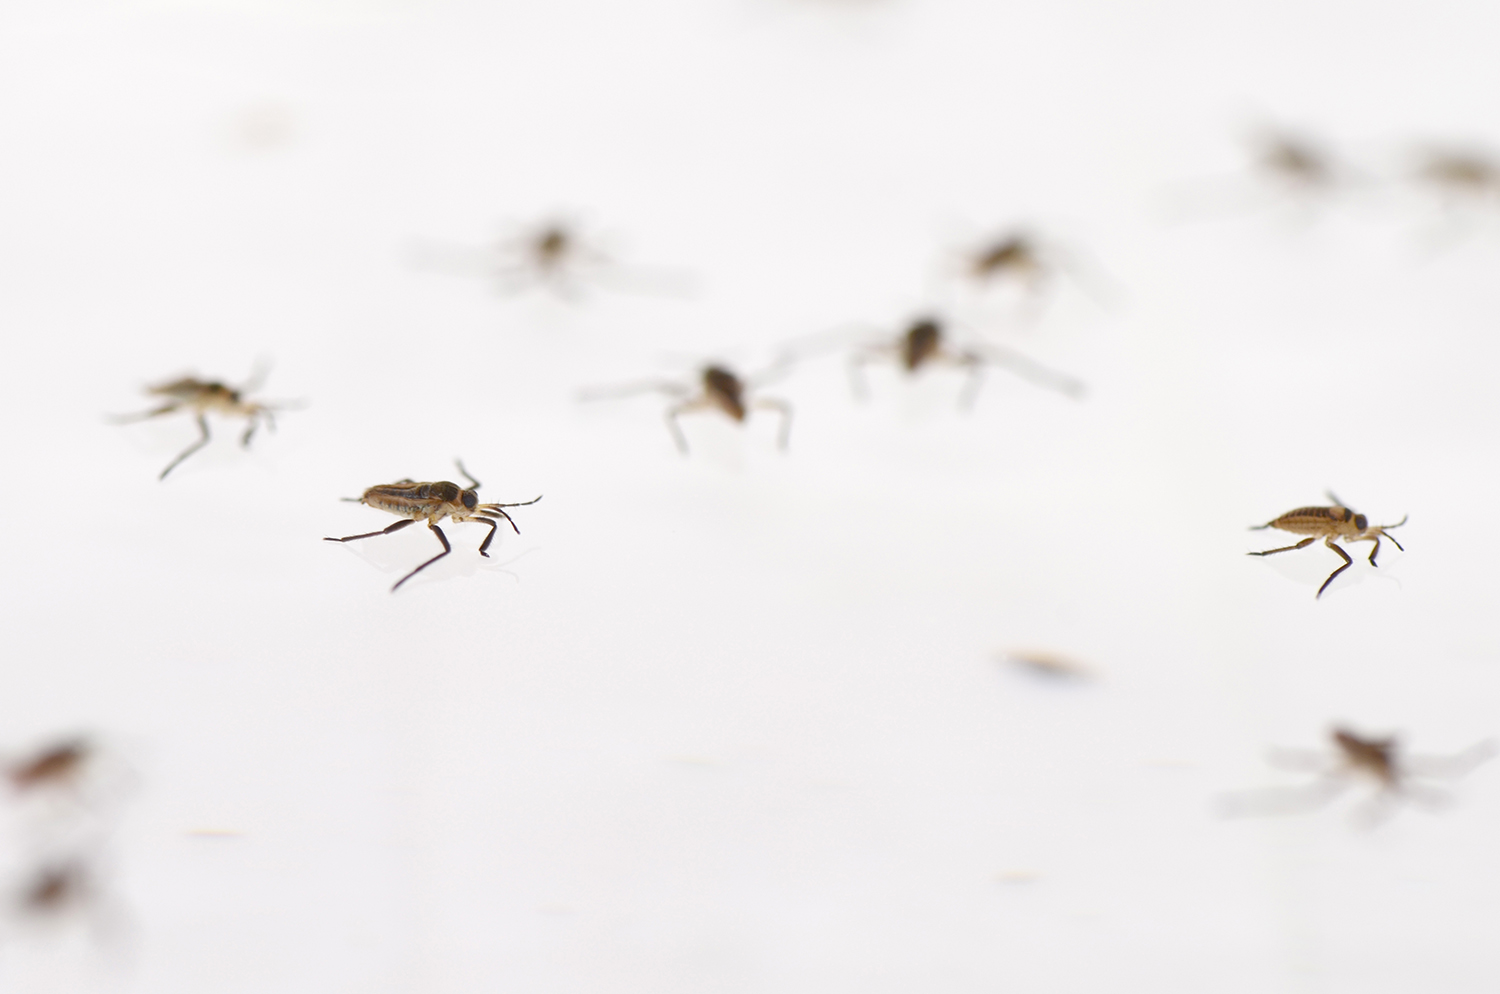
[
  {"x1": 1317, "y1": 540, "x2": 1354, "y2": 598},
  {"x1": 1248, "y1": 537, "x2": 1316, "y2": 557},
  {"x1": 1366, "y1": 536, "x2": 1382, "y2": 567},
  {"x1": 475, "y1": 517, "x2": 500, "y2": 556},
  {"x1": 392, "y1": 523, "x2": 451, "y2": 592},
  {"x1": 324, "y1": 518, "x2": 416, "y2": 543},
  {"x1": 160, "y1": 414, "x2": 211, "y2": 480}
]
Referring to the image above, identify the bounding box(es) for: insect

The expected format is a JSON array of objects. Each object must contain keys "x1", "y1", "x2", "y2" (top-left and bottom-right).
[
  {"x1": 998, "y1": 650, "x2": 1092, "y2": 681},
  {"x1": 1221, "y1": 727, "x2": 1496, "y2": 825},
  {"x1": 847, "y1": 316, "x2": 1085, "y2": 410},
  {"x1": 7, "y1": 738, "x2": 90, "y2": 793},
  {"x1": 18, "y1": 861, "x2": 94, "y2": 918},
  {"x1": 958, "y1": 229, "x2": 1118, "y2": 314},
  {"x1": 324, "y1": 461, "x2": 541, "y2": 592},
  {"x1": 1411, "y1": 147, "x2": 1500, "y2": 204},
  {"x1": 412, "y1": 216, "x2": 693, "y2": 301},
  {"x1": 113, "y1": 370, "x2": 286, "y2": 480},
  {"x1": 1248, "y1": 494, "x2": 1406, "y2": 598},
  {"x1": 581, "y1": 364, "x2": 793, "y2": 454}
]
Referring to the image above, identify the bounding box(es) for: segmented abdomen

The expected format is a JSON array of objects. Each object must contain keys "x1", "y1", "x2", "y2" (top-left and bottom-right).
[{"x1": 1269, "y1": 506, "x2": 1345, "y2": 534}]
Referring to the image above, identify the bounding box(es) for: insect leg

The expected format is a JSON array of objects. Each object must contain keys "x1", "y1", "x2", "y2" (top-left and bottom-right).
[
  {"x1": 455, "y1": 460, "x2": 481, "y2": 490},
  {"x1": 1248, "y1": 537, "x2": 1316, "y2": 556},
  {"x1": 110, "y1": 402, "x2": 180, "y2": 424},
  {"x1": 665, "y1": 398, "x2": 708, "y2": 454},
  {"x1": 392, "y1": 523, "x2": 452, "y2": 592},
  {"x1": 159, "y1": 414, "x2": 212, "y2": 480},
  {"x1": 753, "y1": 397, "x2": 793, "y2": 450},
  {"x1": 473, "y1": 517, "x2": 499, "y2": 556},
  {"x1": 955, "y1": 354, "x2": 986, "y2": 413},
  {"x1": 1316, "y1": 539, "x2": 1354, "y2": 598},
  {"x1": 241, "y1": 414, "x2": 259, "y2": 448},
  {"x1": 846, "y1": 351, "x2": 876, "y2": 401},
  {"x1": 324, "y1": 518, "x2": 416, "y2": 543},
  {"x1": 1365, "y1": 535, "x2": 1382, "y2": 567}
]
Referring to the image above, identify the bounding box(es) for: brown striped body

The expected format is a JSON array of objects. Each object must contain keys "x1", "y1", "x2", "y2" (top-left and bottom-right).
[
  {"x1": 358, "y1": 480, "x2": 475, "y2": 523},
  {"x1": 1260, "y1": 504, "x2": 1370, "y2": 540}
]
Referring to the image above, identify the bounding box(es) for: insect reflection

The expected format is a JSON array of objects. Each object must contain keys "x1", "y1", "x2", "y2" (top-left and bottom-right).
[{"x1": 324, "y1": 461, "x2": 541, "y2": 592}]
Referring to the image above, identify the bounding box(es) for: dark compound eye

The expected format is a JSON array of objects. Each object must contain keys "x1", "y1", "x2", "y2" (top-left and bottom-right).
[
  {"x1": 1354, "y1": 514, "x2": 1368, "y2": 530},
  {"x1": 462, "y1": 492, "x2": 478, "y2": 510}
]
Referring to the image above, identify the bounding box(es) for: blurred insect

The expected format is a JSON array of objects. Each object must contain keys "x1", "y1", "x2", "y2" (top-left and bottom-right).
[
  {"x1": 17, "y1": 861, "x2": 95, "y2": 918},
  {"x1": 957, "y1": 228, "x2": 1118, "y2": 314},
  {"x1": 112, "y1": 368, "x2": 287, "y2": 480},
  {"x1": 1248, "y1": 493, "x2": 1406, "y2": 598},
  {"x1": 1159, "y1": 124, "x2": 1362, "y2": 223},
  {"x1": 7, "y1": 738, "x2": 91, "y2": 793},
  {"x1": 848, "y1": 316, "x2": 1085, "y2": 410},
  {"x1": 581, "y1": 363, "x2": 793, "y2": 454},
  {"x1": 1221, "y1": 726, "x2": 1497, "y2": 825},
  {"x1": 999, "y1": 650, "x2": 1093, "y2": 681},
  {"x1": 324, "y1": 461, "x2": 541, "y2": 592},
  {"x1": 1411, "y1": 147, "x2": 1500, "y2": 205},
  {"x1": 411, "y1": 216, "x2": 694, "y2": 301}
]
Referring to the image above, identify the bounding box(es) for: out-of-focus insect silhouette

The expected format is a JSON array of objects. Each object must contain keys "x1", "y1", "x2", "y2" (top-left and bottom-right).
[
  {"x1": 847, "y1": 315, "x2": 1085, "y2": 410},
  {"x1": 1160, "y1": 124, "x2": 1364, "y2": 223},
  {"x1": 955, "y1": 229, "x2": 1118, "y2": 314},
  {"x1": 7, "y1": 739, "x2": 91, "y2": 794},
  {"x1": 324, "y1": 461, "x2": 541, "y2": 592},
  {"x1": 16, "y1": 861, "x2": 95, "y2": 919},
  {"x1": 1220, "y1": 726, "x2": 1496, "y2": 826},
  {"x1": 112, "y1": 367, "x2": 289, "y2": 480},
  {"x1": 1410, "y1": 147, "x2": 1500, "y2": 206},
  {"x1": 999, "y1": 650, "x2": 1093, "y2": 681},
  {"x1": 1248, "y1": 493, "x2": 1406, "y2": 598},
  {"x1": 411, "y1": 216, "x2": 695, "y2": 301},
  {"x1": 581, "y1": 363, "x2": 793, "y2": 454}
]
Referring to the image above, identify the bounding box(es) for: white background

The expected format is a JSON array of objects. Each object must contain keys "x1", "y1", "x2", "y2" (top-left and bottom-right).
[{"x1": 2, "y1": 0, "x2": 1500, "y2": 991}]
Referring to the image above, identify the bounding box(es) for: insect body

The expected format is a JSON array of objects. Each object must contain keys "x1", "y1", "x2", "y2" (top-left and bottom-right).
[
  {"x1": 114, "y1": 371, "x2": 284, "y2": 480},
  {"x1": 7, "y1": 739, "x2": 90, "y2": 792},
  {"x1": 324, "y1": 461, "x2": 541, "y2": 592},
  {"x1": 848, "y1": 316, "x2": 1085, "y2": 410},
  {"x1": 581, "y1": 363, "x2": 793, "y2": 454},
  {"x1": 1248, "y1": 496, "x2": 1406, "y2": 598},
  {"x1": 1222, "y1": 727, "x2": 1496, "y2": 825}
]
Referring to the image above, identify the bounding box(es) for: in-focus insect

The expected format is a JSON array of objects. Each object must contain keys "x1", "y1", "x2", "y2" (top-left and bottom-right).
[
  {"x1": 411, "y1": 216, "x2": 694, "y2": 301},
  {"x1": 1248, "y1": 494, "x2": 1406, "y2": 598},
  {"x1": 581, "y1": 363, "x2": 793, "y2": 454},
  {"x1": 847, "y1": 316, "x2": 1085, "y2": 410},
  {"x1": 324, "y1": 461, "x2": 541, "y2": 592},
  {"x1": 1220, "y1": 726, "x2": 1496, "y2": 825},
  {"x1": 112, "y1": 369, "x2": 287, "y2": 480},
  {"x1": 7, "y1": 738, "x2": 90, "y2": 793}
]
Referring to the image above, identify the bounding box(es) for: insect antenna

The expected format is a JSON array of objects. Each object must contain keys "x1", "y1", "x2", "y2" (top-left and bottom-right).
[
  {"x1": 1378, "y1": 516, "x2": 1409, "y2": 551},
  {"x1": 454, "y1": 459, "x2": 481, "y2": 490}
]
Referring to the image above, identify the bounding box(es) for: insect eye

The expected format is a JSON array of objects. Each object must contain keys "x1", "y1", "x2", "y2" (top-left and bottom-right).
[
  {"x1": 462, "y1": 492, "x2": 477, "y2": 510},
  {"x1": 1354, "y1": 514, "x2": 1368, "y2": 530}
]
